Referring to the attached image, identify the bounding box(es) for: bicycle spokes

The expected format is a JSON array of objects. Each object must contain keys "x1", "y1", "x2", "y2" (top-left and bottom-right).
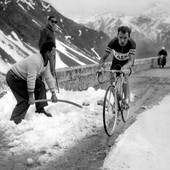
[
  {"x1": 103, "y1": 86, "x2": 118, "y2": 136},
  {"x1": 106, "y1": 91, "x2": 115, "y2": 113},
  {"x1": 102, "y1": 70, "x2": 130, "y2": 136}
]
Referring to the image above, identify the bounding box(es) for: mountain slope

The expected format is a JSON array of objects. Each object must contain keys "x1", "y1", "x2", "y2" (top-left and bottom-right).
[
  {"x1": 0, "y1": 0, "x2": 110, "y2": 73},
  {"x1": 76, "y1": 2, "x2": 170, "y2": 58}
]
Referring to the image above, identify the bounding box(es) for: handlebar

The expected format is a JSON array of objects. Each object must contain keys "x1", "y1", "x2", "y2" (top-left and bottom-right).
[
  {"x1": 96, "y1": 69, "x2": 125, "y2": 84},
  {"x1": 104, "y1": 70, "x2": 124, "y2": 74}
]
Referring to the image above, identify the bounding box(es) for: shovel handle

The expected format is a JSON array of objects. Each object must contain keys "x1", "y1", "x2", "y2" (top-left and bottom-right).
[{"x1": 35, "y1": 99, "x2": 82, "y2": 108}]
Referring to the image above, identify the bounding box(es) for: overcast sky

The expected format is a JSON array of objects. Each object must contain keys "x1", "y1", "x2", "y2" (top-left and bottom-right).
[{"x1": 44, "y1": 0, "x2": 170, "y2": 19}]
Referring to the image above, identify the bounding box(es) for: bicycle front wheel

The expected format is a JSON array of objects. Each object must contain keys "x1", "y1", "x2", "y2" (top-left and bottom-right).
[{"x1": 103, "y1": 86, "x2": 118, "y2": 136}]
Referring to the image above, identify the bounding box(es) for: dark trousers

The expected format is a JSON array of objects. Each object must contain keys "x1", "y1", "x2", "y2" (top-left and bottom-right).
[{"x1": 6, "y1": 70, "x2": 48, "y2": 124}]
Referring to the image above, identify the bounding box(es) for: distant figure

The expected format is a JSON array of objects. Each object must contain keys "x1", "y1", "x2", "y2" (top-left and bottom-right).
[
  {"x1": 6, "y1": 42, "x2": 58, "y2": 124},
  {"x1": 39, "y1": 15, "x2": 57, "y2": 77},
  {"x1": 157, "y1": 47, "x2": 168, "y2": 68}
]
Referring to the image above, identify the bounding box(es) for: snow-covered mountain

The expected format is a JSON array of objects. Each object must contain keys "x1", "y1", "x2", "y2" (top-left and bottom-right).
[
  {"x1": 0, "y1": 0, "x2": 110, "y2": 74},
  {"x1": 143, "y1": 1, "x2": 170, "y2": 18},
  {"x1": 77, "y1": 2, "x2": 170, "y2": 58}
]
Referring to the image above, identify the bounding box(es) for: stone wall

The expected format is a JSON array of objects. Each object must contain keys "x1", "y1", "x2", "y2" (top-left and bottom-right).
[{"x1": 56, "y1": 57, "x2": 158, "y2": 91}]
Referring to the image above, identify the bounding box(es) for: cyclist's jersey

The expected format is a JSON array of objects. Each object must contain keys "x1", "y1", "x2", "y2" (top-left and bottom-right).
[
  {"x1": 105, "y1": 37, "x2": 136, "y2": 70},
  {"x1": 158, "y1": 49, "x2": 167, "y2": 57}
]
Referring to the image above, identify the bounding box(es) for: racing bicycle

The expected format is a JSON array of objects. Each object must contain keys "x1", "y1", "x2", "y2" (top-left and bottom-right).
[
  {"x1": 158, "y1": 55, "x2": 166, "y2": 68},
  {"x1": 97, "y1": 69, "x2": 130, "y2": 136}
]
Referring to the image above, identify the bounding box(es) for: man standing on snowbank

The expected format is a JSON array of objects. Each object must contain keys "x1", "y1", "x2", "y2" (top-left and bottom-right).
[{"x1": 39, "y1": 15, "x2": 57, "y2": 78}]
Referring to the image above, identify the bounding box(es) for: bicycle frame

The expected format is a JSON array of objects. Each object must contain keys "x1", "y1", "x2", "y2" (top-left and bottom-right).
[
  {"x1": 158, "y1": 55, "x2": 165, "y2": 68},
  {"x1": 106, "y1": 70, "x2": 125, "y2": 101},
  {"x1": 101, "y1": 70, "x2": 129, "y2": 136}
]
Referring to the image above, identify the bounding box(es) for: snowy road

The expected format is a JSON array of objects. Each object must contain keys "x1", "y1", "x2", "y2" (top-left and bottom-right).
[
  {"x1": 102, "y1": 58, "x2": 170, "y2": 170},
  {"x1": 0, "y1": 58, "x2": 170, "y2": 170}
]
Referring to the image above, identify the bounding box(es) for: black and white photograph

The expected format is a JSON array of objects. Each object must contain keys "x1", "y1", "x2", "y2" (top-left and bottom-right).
[{"x1": 0, "y1": 0, "x2": 170, "y2": 169}]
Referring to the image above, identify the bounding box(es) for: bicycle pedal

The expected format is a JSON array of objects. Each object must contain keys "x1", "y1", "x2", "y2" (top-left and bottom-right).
[
  {"x1": 123, "y1": 104, "x2": 129, "y2": 110},
  {"x1": 121, "y1": 101, "x2": 129, "y2": 110}
]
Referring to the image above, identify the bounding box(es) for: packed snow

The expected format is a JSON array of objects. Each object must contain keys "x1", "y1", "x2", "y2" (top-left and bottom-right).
[
  {"x1": 102, "y1": 94, "x2": 170, "y2": 170},
  {"x1": 0, "y1": 87, "x2": 106, "y2": 164},
  {"x1": 0, "y1": 83, "x2": 170, "y2": 169}
]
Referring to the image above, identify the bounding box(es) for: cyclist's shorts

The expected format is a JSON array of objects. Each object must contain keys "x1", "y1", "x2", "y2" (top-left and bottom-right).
[
  {"x1": 110, "y1": 58, "x2": 128, "y2": 84},
  {"x1": 110, "y1": 58, "x2": 128, "y2": 70}
]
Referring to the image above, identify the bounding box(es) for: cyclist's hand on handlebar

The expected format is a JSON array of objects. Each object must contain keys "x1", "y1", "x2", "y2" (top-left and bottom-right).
[
  {"x1": 96, "y1": 65, "x2": 105, "y2": 83},
  {"x1": 97, "y1": 63, "x2": 105, "y2": 69},
  {"x1": 121, "y1": 68, "x2": 131, "y2": 75},
  {"x1": 97, "y1": 64, "x2": 105, "y2": 74},
  {"x1": 97, "y1": 67, "x2": 104, "y2": 72}
]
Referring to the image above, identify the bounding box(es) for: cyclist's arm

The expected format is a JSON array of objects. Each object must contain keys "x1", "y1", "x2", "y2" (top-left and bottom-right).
[
  {"x1": 122, "y1": 39, "x2": 136, "y2": 70},
  {"x1": 99, "y1": 38, "x2": 115, "y2": 68},
  {"x1": 121, "y1": 55, "x2": 134, "y2": 76},
  {"x1": 99, "y1": 51, "x2": 110, "y2": 68},
  {"x1": 158, "y1": 51, "x2": 162, "y2": 57},
  {"x1": 122, "y1": 53, "x2": 135, "y2": 69}
]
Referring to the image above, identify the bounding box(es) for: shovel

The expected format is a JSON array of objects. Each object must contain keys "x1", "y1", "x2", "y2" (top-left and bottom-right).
[{"x1": 35, "y1": 99, "x2": 82, "y2": 108}]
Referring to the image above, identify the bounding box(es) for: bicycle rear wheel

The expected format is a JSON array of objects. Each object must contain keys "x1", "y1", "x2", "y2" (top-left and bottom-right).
[
  {"x1": 121, "y1": 106, "x2": 129, "y2": 122},
  {"x1": 120, "y1": 97, "x2": 130, "y2": 122},
  {"x1": 103, "y1": 86, "x2": 118, "y2": 136}
]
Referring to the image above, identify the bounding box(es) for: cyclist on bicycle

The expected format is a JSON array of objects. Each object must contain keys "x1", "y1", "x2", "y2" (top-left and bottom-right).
[
  {"x1": 98, "y1": 26, "x2": 136, "y2": 109},
  {"x1": 157, "y1": 46, "x2": 168, "y2": 68}
]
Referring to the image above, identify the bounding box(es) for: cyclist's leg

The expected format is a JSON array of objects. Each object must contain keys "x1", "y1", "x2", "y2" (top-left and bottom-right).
[
  {"x1": 163, "y1": 56, "x2": 166, "y2": 67},
  {"x1": 110, "y1": 72, "x2": 115, "y2": 85},
  {"x1": 124, "y1": 76, "x2": 130, "y2": 101},
  {"x1": 118, "y1": 59, "x2": 130, "y2": 107},
  {"x1": 110, "y1": 62, "x2": 122, "y2": 84},
  {"x1": 122, "y1": 75, "x2": 130, "y2": 109},
  {"x1": 158, "y1": 57, "x2": 160, "y2": 66}
]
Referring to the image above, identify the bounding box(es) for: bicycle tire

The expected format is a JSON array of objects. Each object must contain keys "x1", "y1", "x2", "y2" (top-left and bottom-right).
[
  {"x1": 159, "y1": 57, "x2": 164, "y2": 68},
  {"x1": 121, "y1": 105, "x2": 130, "y2": 122},
  {"x1": 117, "y1": 78, "x2": 130, "y2": 122},
  {"x1": 103, "y1": 86, "x2": 118, "y2": 136},
  {"x1": 120, "y1": 93, "x2": 130, "y2": 122}
]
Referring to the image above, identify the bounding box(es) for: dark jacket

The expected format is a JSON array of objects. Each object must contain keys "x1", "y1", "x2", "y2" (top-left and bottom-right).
[
  {"x1": 158, "y1": 49, "x2": 168, "y2": 57},
  {"x1": 38, "y1": 24, "x2": 56, "y2": 51}
]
